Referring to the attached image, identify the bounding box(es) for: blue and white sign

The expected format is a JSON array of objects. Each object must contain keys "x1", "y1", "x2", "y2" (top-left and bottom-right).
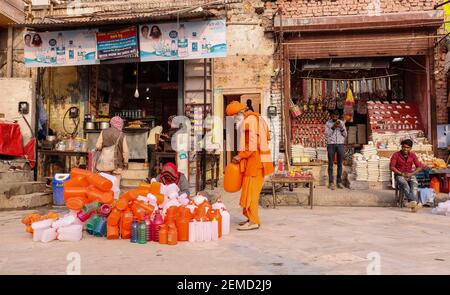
[
  {"x1": 139, "y1": 20, "x2": 227, "y2": 61},
  {"x1": 24, "y1": 29, "x2": 99, "y2": 67}
]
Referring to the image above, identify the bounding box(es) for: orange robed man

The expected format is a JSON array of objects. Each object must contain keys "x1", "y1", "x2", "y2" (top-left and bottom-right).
[{"x1": 226, "y1": 101, "x2": 274, "y2": 231}]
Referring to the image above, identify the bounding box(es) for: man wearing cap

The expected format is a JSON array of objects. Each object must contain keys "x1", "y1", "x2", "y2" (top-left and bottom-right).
[
  {"x1": 390, "y1": 139, "x2": 424, "y2": 210},
  {"x1": 226, "y1": 101, "x2": 274, "y2": 231},
  {"x1": 325, "y1": 110, "x2": 347, "y2": 190}
]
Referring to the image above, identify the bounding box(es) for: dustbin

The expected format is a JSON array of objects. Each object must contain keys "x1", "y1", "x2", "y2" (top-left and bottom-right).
[{"x1": 52, "y1": 174, "x2": 70, "y2": 206}]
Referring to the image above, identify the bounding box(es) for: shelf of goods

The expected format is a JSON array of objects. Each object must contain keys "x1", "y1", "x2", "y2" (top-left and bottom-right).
[{"x1": 291, "y1": 110, "x2": 329, "y2": 148}]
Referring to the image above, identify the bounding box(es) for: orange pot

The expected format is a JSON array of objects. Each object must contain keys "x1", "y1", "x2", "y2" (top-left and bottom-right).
[{"x1": 224, "y1": 163, "x2": 243, "y2": 193}]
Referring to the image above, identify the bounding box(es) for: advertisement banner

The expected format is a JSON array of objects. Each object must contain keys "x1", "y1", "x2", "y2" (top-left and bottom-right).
[
  {"x1": 139, "y1": 20, "x2": 226, "y2": 61},
  {"x1": 24, "y1": 29, "x2": 98, "y2": 67},
  {"x1": 97, "y1": 26, "x2": 139, "y2": 60}
]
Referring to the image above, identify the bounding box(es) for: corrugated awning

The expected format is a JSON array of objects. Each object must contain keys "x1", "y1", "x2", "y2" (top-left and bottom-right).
[
  {"x1": 273, "y1": 11, "x2": 444, "y2": 32},
  {"x1": 14, "y1": 9, "x2": 214, "y2": 30},
  {"x1": 0, "y1": 0, "x2": 25, "y2": 26}
]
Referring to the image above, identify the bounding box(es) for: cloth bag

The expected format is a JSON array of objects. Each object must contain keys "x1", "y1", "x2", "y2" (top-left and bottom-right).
[{"x1": 96, "y1": 134, "x2": 121, "y2": 172}]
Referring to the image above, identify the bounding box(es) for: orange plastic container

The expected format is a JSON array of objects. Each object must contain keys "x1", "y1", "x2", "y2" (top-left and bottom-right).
[
  {"x1": 107, "y1": 224, "x2": 119, "y2": 240},
  {"x1": 131, "y1": 203, "x2": 146, "y2": 221},
  {"x1": 138, "y1": 182, "x2": 152, "y2": 192},
  {"x1": 86, "y1": 186, "x2": 114, "y2": 204},
  {"x1": 70, "y1": 168, "x2": 92, "y2": 180},
  {"x1": 176, "y1": 218, "x2": 189, "y2": 241},
  {"x1": 224, "y1": 163, "x2": 243, "y2": 193},
  {"x1": 135, "y1": 201, "x2": 154, "y2": 215},
  {"x1": 107, "y1": 208, "x2": 121, "y2": 226},
  {"x1": 120, "y1": 209, "x2": 133, "y2": 239},
  {"x1": 63, "y1": 176, "x2": 89, "y2": 188},
  {"x1": 121, "y1": 190, "x2": 139, "y2": 202},
  {"x1": 177, "y1": 207, "x2": 193, "y2": 221},
  {"x1": 159, "y1": 224, "x2": 168, "y2": 244},
  {"x1": 430, "y1": 177, "x2": 441, "y2": 193},
  {"x1": 115, "y1": 197, "x2": 129, "y2": 211},
  {"x1": 208, "y1": 209, "x2": 222, "y2": 238},
  {"x1": 64, "y1": 187, "x2": 87, "y2": 200},
  {"x1": 87, "y1": 173, "x2": 113, "y2": 192},
  {"x1": 167, "y1": 224, "x2": 178, "y2": 245},
  {"x1": 66, "y1": 197, "x2": 85, "y2": 211}
]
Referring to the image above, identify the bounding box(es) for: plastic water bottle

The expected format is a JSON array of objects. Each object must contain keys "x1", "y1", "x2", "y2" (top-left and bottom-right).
[
  {"x1": 145, "y1": 216, "x2": 152, "y2": 242},
  {"x1": 151, "y1": 211, "x2": 164, "y2": 242},
  {"x1": 138, "y1": 221, "x2": 147, "y2": 244},
  {"x1": 131, "y1": 219, "x2": 138, "y2": 243}
]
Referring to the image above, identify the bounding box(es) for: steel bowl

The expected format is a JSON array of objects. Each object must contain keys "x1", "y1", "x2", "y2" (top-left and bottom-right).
[
  {"x1": 46, "y1": 135, "x2": 56, "y2": 142},
  {"x1": 98, "y1": 121, "x2": 110, "y2": 130},
  {"x1": 84, "y1": 121, "x2": 96, "y2": 130}
]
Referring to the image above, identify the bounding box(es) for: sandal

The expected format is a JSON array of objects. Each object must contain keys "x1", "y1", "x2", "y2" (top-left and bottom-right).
[
  {"x1": 238, "y1": 219, "x2": 249, "y2": 226},
  {"x1": 237, "y1": 223, "x2": 260, "y2": 231}
]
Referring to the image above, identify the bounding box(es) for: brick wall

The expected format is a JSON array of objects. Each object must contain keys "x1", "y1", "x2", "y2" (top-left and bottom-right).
[{"x1": 272, "y1": 0, "x2": 440, "y2": 17}]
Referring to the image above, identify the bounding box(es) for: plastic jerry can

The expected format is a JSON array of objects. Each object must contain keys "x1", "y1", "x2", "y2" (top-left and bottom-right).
[
  {"x1": 57, "y1": 225, "x2": 83, "y2": 241},
  {"x1": 70, "y1": 168, "x2": 92, "y2": 179},
  {"x1": 87, "y1": 173, "x2": 113, "y2": 192},
  {"x1": 167, "y1": 225, "x2": 178, "y2": 245},
  {"x1": 195, "y1": 219, "x2": 204, "y2": 242},
  {"x1": 221, "y1": 209, "x2": 230, "y2": 235},
  {"x1": 40, "y1": 227, "x2": 57, "y2": 243},
  {"x1": 32, "y1": 219, "x2": 53, "y2": 242},
  {"x1": 66, "y1": 197, "x2": 86, "y2": 211},
  {"x1": 115, "y1": 197, "x2": 129, "y2": 211},
  {"x1": 77, "y1": 210, "x2": 94, "y2": 222},
  {"x1": 175, "y1": 218, "x2": 189, "y2": 242},
  {"x1": 93, "y1": 217, "x2": 107, "y2": 237},
  {"x1": 86, "y1": 213, "x2": 100, "y2": 235},
  {"x1": 120, "y1": 209, "x2": 133, "y2": 239},
  {"x1": 107, "y1": 208, "x2": 121, "y2": 226},
  {"x1": 188, "y1": 220, "x2": 196, "y2": 242},
  {"x1": 52, "y1": 173, "x2": 70, "y2": 205},
  {"x1": 107, "y1": 224, "x2": 119, "y2": 240},
  {"x1": 224, "y1": 163, "x2": 243, "y2": 193},
  {"x1": 63, "y1": 176, "x2": 89, "y2": 188},
  {"x1": 211, "y1": 219, "x2": 219, "y2": 241},
  {"x1": 208, "y1": 209, "x2": 222, "y2": 238},
  {"x1": 64, "y1": 187, "x2": 87, "y2": 201},
  {"x1": 203, "y1": 220, "x2": 212, "y2": 242},
  {"x1": 51, "y1": 215, "x2": 76, "y2": 229},
  {"x1": 159, "y1": 224, "x2": 168, "y2": 244}
]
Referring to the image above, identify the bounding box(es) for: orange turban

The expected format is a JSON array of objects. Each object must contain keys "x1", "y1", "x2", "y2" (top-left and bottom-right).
[{"x1": 226, "y1": 101, "x2": 246, "y2": 116}]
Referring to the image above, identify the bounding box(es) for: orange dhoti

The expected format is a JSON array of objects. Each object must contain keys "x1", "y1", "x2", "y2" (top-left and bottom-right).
[{"x1": 240, "y1": 169, "x2": 264, "y2": 225}]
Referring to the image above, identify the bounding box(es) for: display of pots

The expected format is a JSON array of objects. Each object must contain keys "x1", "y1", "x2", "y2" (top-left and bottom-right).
[
  {"x1": 84, "y1": 122, "x2": 96, "y2": 130},
  {"x1": 97, "y1": 122, "x2": 110, "y2": 130}
]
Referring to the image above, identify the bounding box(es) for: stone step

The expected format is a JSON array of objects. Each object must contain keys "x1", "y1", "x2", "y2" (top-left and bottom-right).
[
  {"x1": 120, "y1": 179, "x2": 142, "y2": 188},
  {"x1": 0, "y1": 192, "x2": 52, "y2": 210},
  {"x1": 0, "y1": 171, "x2": 34, "y2": 184},
  {"x1": 0, "y1": 181, "x2": 47, "y2": 197},
  {"x1": 121, "y1": 169, "x2": 148, "y2": 180}
]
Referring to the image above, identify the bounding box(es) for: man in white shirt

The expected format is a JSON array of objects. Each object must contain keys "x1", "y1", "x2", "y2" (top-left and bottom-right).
[{"x1": 147, "y1": 122, "x2": 163, "y2": 178}]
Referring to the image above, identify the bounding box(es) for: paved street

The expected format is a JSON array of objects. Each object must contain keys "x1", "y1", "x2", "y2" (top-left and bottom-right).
[{"x1": 1, "y1": 190, "x2": 450, "y2": 275}]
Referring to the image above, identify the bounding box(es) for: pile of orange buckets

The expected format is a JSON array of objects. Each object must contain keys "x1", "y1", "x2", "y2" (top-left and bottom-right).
[{"x1": 22, "y1": 168, "x2": 231, "y2": 245}]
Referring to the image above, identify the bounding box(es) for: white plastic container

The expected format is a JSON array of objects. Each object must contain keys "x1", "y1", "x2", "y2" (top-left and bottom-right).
[
  {"x1": 57, "y1": 225, "x2": 83, "y2": 241},
  {"x1": 211, "y1": 219, "x2": 219, "y2": 241},
  {"x1": 31, "y1": 219, "x2": 53, "y2": 231},
  {"x1": 99, "y1": 172, "x2": 120, "y2": 200},
  {"x1": 52, "y1": 215, "x2": 76, "y2": 229},
  {"x1": 203, "y1": 220, "x2": 212, "y2": 242},
  {"x1": 40, "y1": 227, "x2": 57, "y2": 243},
  {"x1": 212, "y1": 200, "x2": 226, "y2": 212},
  {"x1": 188, "y1": 220, "x2": 196, "y2": 242},
  {"x1": 195, "y1": 220, "x2": 204, "y2": 242},
  {"x1": 221, "y1": 210, "x2": 230, "y2": 235}
]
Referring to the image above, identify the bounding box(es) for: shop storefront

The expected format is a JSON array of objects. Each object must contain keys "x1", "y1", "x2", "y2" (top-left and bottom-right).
[
  {"x1": 21, "y1": 14, "x2": 226, "y2": 192},
  {"x1": 276, "y1": 11, "x2": 446, "y2": 187}
]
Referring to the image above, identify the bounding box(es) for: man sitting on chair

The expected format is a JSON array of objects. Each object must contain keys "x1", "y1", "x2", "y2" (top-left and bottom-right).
[{"x1": 390, "y1": 139, "x2": 424, "y2": 210}]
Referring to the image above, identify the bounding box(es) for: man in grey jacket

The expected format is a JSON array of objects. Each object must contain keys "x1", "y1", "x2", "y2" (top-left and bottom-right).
[{"x1": 325, "y1": 110, "x2": 347, "y2": 190}]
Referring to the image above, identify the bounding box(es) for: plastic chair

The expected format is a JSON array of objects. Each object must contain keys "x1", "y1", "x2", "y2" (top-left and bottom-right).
[{"x1": 392, "y1": 172, "x2": 405, "y2": 208}]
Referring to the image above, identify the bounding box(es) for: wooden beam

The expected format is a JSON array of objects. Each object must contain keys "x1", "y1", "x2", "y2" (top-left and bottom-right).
[{"x1": 7, "y1": 27, "x2": 13, "y2": 78}]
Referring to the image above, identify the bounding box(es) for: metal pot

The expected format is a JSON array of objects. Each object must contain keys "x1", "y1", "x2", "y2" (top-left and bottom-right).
[
  {"x1": 84, "y1": 121, "x2": 96, "y2": 130},
  {"x1": 98, "y1": 122, "x2": 110, "y2": 130},
  {"x1": 46, "y1": 135, "x2": 56, "y2": 142}
]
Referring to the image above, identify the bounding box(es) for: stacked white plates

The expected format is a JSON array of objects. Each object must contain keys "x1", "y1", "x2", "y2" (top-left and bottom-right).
[
  {"x1": 291, "y1": 145, "x2": 304, "y2": 158},
  {"x1": 378, "y1": 157, "x2": 391, "y2": 181},
  {"x1": 352, "y1": 153, "x2": 368, "y2": 181},
  {"x1": 361, "y1": 144, "x2": 377, "y2": 159},
  {"x1": 367, "y1": 155, "x2": 379, "y2": 181},
  {"x1": 304, "y1": 148, "x2": 317, "y2": 160},
  {"x1": 316, "y1": 147, "x2": 328, "y2": 161}
]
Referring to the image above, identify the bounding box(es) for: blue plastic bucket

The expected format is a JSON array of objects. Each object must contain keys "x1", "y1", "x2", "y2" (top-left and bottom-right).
[{"x1": 52, "y1": 174, "x2": 70, "y2": 206}]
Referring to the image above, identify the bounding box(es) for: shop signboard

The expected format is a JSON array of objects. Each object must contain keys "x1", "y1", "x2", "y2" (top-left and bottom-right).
[
  {"x1": 139, "y1": 20, "x2": 226, "y2": 62},
  {"x1": 444, "y1": 0, "x2": 450, "y2": 33},
  {"x1": 96, "y1": 26, "x2": 139, "y2": 60},
  {"x1": 24, "y1": 29, "x2": 98, "y2": 67}
]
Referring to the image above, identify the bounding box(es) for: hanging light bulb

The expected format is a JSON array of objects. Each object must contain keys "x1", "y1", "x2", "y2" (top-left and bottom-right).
[{"x1": 134, "y1": 62, "x2": 139, "y2": 98}]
